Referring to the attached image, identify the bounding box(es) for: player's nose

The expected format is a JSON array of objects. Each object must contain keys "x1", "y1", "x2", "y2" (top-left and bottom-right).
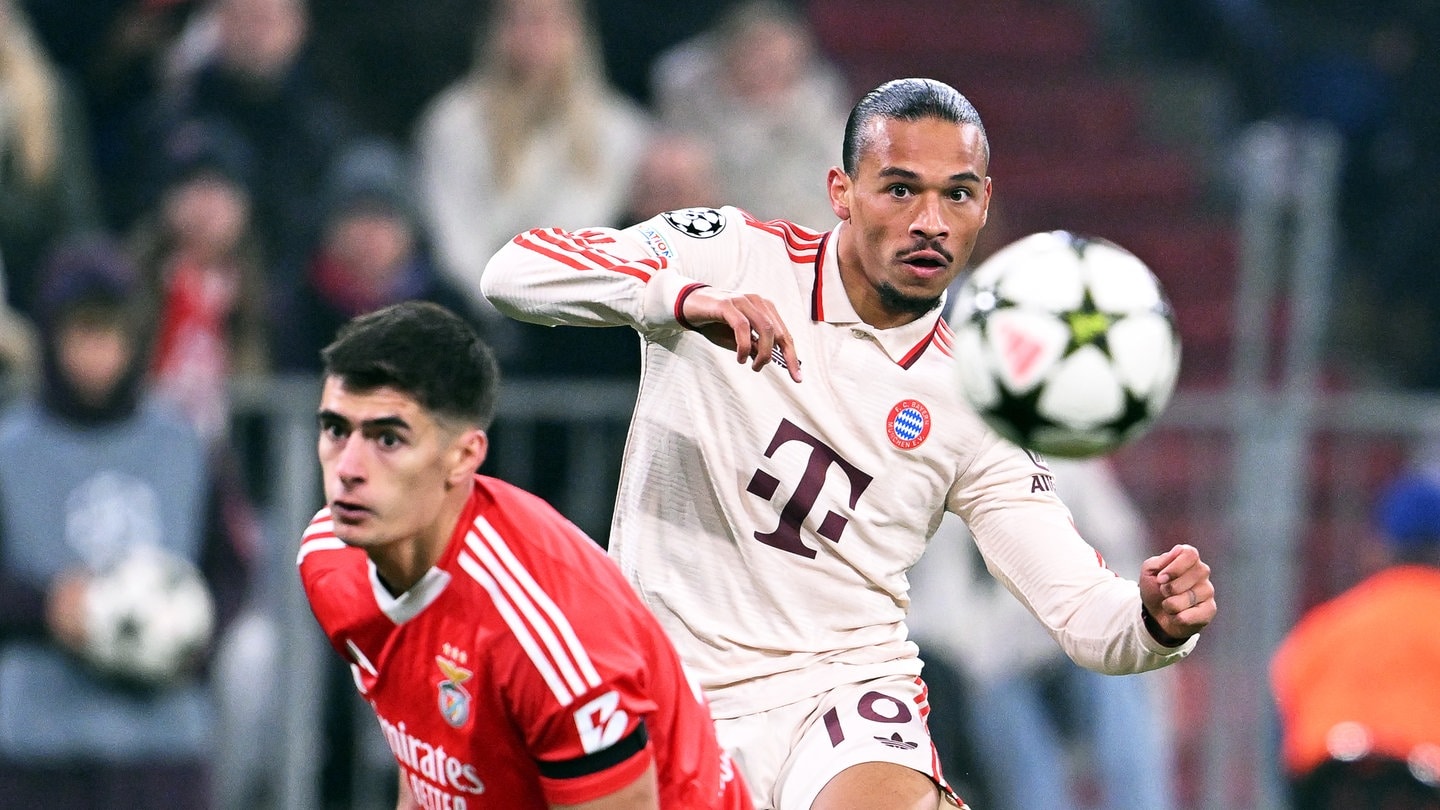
[
  {"x1": 910, "y1": 194, "x2": 949, "y2": 239},
  {"x1": 331, "y1": 437, "x2": 369, "y2": 484}
]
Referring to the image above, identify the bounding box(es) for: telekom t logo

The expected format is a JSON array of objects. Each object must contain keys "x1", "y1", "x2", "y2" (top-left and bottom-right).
[{"x1": 745, "y1": 419, "x2": 873, "y2": 558}]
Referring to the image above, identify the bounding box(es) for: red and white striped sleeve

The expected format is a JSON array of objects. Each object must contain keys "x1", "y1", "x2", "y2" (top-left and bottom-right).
[{"x1": 481, "y1": 218, "x2": 715, "y2": 336}]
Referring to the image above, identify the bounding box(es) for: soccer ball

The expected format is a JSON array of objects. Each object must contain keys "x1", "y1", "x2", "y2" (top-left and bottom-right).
[
  {"x1": 83, "y1": 546, "x2": 215, "y2": 686},
  {"x1": 950, "y1": 230, "x2": 1181, "y2": 458}
]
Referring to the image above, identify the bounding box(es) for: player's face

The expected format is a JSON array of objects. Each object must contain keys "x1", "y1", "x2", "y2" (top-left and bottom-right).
[
  {"x1": 828, "y1": 116, "x2": 991, "y2": 328},
  {"x1": 316, "y1": 379, "x2": 482, "y2": 565}
]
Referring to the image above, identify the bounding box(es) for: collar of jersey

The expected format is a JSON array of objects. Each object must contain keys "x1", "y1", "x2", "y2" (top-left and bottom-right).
[
  {"x1": 813, "y1": 221, "x2": 948, "y2": 367},
  {"x1": 369, "y1": 559, "x2": 452, "y2": 624}
]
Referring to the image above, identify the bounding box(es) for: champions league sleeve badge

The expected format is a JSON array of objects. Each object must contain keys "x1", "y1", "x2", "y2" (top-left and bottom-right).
[{"x1": 662, "y1": 207, "x2": 727, "y2": 238}]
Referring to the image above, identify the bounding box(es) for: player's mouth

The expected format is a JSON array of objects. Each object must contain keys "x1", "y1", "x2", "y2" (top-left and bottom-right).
[
  {"x1": 898, "y1": 242, "x2": 953, "y2": 276},
  {"x1": 330, "y1": 499, "x2": 373, "y2": 524},
  {"x1": 899, "y1": 253, "x2": 950, "y2": 278}
]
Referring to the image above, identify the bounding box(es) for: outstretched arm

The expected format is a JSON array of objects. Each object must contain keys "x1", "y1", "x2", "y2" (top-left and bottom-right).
[
  {"x1": 482, "y1": 227, "x2": 672, "y2": 331},
  {"x1": 483, "y1": 223, "x2": 802, "y2": 381}
]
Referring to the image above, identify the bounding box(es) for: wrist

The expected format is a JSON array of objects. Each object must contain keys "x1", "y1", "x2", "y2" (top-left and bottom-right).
[
  {"x1": 674, "y1": 283, "x2": 710, "y2": 331},
  {"x1": 1142, "y1": 604, "x2": 1188, "y2": 648}
]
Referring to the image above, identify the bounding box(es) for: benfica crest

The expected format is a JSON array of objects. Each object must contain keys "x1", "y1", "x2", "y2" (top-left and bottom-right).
[{"x1": 436, "y1": 655, "x2": 474, "y2": 728}]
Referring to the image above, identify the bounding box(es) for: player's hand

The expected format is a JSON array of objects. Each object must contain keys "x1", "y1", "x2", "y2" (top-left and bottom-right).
[
  {"x1": 46, "y1": 570, "x2": 92, "y2": 652},
  {"x1": 1138, "y1": 544, "x2": 1215, "y2": 643},
  {"x1": 395, "y1": 767, "x2": 421, "y2": 810},
  {"x1": 680, "y1": 286, "x2": 803, "y2": 382}
]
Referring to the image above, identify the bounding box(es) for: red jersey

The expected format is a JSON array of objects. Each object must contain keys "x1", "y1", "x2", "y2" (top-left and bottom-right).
[{"x1": 298, "y1": 475, "x2": 749, "y2": 809}]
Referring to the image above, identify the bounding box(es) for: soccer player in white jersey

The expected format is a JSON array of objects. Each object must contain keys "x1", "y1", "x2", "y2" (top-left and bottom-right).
[
  {"x1": 297, "y1": 301, "x2": 751, "y2": 810},
  {"x1": 481, "y1": 77, "x2": 1218, "y2": 810}
]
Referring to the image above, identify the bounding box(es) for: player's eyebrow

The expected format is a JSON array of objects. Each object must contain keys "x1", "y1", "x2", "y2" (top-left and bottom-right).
[
  {"x1": 877, "y1": 166, "x2": 983, "y2": 184},
  {"x1": 316, "y1": 410, "x2": 413, "y2": 432},
  {"x1": 877, "y1": 166, "x2": 920, "y2": 181}
]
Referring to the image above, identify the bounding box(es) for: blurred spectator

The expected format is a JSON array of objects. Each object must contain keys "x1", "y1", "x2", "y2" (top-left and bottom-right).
[
  {"x1": 0, "y1": 234, "x2": 255, "y2": 809},
  {"x1": 622, "y1": 128, "x2": 724, "y2": 225},
  {"x1": 591, "y1": 0, "x2": 733, "y2": 104},
  {"x1": 500, "y1": 128, "x2": 730, "y2": 390},
  {"x1": 0, "y1": 251, "x2": 38, "y2": 387},
  {"x1": 1270, "y1": 462, "x2": 1440, "y2": 808},
  {"x1": 129, "y1": 118, "x2": 269, "y2": 440},
  {"x1": 1340, "y1": 4, "x2": 1440, "y2": 390},
  {"x1": 1132, "y1": 0, "x2": 1286, "y2": 122},
  {"x1": 413, "y1": 0, "x2": 652, "y2": 371},
  {"x1": 271, "y1": 138, "x2": 478, "y2": 373},
  {"x1": 650, "y1": 0, "x2": 848, "y2": 229},
  {"x1": 305, "y1": 0, "x2": 485, "y2": 143},
  {"x1": 909, "y1": 456, "x2": 1177, "y2": 810},
  {"x1": 135, "y1": 0, "x2": 354, "y2": 273},
  {"x1": 0, "y1": 0, "x2": 104, "y2": 315},
  {"x1": 20, "y1": 0, "x2": 199, "y2": 229}
]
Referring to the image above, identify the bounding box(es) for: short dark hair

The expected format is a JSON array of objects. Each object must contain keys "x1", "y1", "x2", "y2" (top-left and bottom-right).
[
  {"x1": 321, "y1": 301, "x2": 500, "y2": 429},
  {"x1": 841, "y1": 78, "x2": 989, "y2": 175}
]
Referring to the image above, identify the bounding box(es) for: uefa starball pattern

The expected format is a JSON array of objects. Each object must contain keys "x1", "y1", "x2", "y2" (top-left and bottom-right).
[
  {"x1": 950, "y1": 230, "x2": 1181, "y2": 458},
  {"x1": 82, "y1": 546, "x2": 215, "y2": 686}
]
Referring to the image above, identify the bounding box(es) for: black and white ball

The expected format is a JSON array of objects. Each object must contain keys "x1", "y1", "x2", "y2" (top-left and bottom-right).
[
  {"x1": 83, "y1": 546, "x2": 215, "y2": 686},
  {"x1": 950, "y1": 230, "x2": 1181, "y2": 458}
]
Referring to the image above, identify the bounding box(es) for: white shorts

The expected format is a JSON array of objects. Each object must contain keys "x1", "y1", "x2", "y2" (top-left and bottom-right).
[{"x1": 715, "y1": 674, "x2": 966, "y2": 810}]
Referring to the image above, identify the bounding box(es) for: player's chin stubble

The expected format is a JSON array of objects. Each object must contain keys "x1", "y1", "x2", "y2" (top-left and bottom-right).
[{"x1": 878, "y1": 282, "x2": 943, "y2": 316}]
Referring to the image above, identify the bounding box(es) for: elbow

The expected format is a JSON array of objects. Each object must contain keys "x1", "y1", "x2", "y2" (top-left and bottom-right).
[{"x1": 479, "y1": 248, "x2": 519, "y2": 314}]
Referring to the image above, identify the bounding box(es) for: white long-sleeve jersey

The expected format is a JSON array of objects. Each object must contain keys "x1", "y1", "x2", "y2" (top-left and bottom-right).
[{"x1": 482, "y1": 206, "x2": 1194, "y2": 718}]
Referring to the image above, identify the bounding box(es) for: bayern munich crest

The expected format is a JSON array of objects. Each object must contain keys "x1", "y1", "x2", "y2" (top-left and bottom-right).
[
  {"x1": 662, "y1": 207, "x2": 726, "y2": 238},
  {"x1": 886, "y1": 400, "x2": 931, "y2": 450}
]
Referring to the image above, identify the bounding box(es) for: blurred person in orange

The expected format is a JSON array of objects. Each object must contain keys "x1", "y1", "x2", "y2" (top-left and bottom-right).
[{"x1": 1271, "y1": 463, "x2": 1440, "y2": 808}]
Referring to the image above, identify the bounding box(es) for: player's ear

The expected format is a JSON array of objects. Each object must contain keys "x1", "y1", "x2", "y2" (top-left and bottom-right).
[
  {"x1": 827, "y1": 167, "x2": 852, "y2": 221},
  {"x1": 450, "y1": 428, "x2": 488, "y2": 482}
]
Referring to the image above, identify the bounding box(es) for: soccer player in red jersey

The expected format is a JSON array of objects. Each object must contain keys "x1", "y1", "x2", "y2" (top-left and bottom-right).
[{"x1": 296, "y1": 301, "x2": 750, "y2": 809}]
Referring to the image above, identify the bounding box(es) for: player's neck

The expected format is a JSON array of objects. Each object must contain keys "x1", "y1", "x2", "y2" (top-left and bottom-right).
[
  {"x1": 371, "y1": 486, "x2": 472, "y2": 595},
  {"x1": 835, "y1": 260, "x2": 929, "y2": 331},
  {"x1": 832, "y1": 222, "x2": 933, "y2": 330}
]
